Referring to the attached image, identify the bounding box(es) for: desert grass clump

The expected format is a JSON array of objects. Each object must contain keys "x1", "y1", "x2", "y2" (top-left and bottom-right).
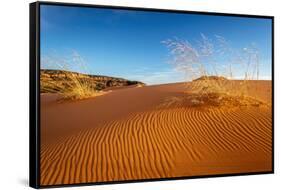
[
  {"x1": 60, "y1": 86, "x2": 104, "y2": 101},
  {"x1": 162, "y1": 34, "x2": 264, "y2": 108},
  {"x1": 162, "y1": 35, "x2": 228, "y2": 95},
  {"x1": 186, "y1": 93, "x2": 267, "y2": 108},
  {"x1": 41, "y1": 51, "x2": 105, "y2": 101},
  {"x1": 158, "y1": 92, "x2": 268, "y2": 110}
]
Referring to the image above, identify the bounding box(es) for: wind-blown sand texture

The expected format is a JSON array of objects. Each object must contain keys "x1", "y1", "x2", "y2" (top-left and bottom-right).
[{"x1": 40, "y1": 80, "x2": 272, "y2": 186}]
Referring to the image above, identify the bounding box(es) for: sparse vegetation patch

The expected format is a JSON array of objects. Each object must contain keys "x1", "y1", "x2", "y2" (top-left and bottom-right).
[{"x1": 162, "y1": 34, "x2": 264, "y2": 108}]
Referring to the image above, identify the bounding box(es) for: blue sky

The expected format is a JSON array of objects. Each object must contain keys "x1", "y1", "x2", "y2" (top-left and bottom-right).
[{"x1": 40, "y1": 5, "x2": 272, "y2": 85}]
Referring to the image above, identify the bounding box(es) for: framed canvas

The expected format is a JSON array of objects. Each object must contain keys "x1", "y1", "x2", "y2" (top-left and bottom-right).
[{"x1": 29, "y1": 1, "x2": 274, "y2": 188}]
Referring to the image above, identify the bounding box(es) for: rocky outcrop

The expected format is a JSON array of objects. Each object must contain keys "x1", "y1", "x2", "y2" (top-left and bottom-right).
[{"x1": 40, "y1": 69, "x2": 145, "y2": 93}]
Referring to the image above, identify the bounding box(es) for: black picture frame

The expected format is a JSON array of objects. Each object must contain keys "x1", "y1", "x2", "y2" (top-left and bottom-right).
[{"x1": 29, "y1": 1, "x2": 274, "y2": 189}]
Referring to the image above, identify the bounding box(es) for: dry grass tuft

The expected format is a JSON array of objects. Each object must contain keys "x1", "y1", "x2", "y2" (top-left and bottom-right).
[
  {"x1": 158, "y1": 92, "x2": 268, "y2": 110},
  {"x1": 162, "y1": 34, "x2": 264, "y2": 109},
  {"x1": 187, "y1": 93, "x2": 267, "y2": 108},
  {"x1": 41, "y1": 52, "x2": 105, "y2": 101},
  {"x1": 41, "y1": 70, "x2": 105, "y2": 101},
  {"x1": 41, "y1": 52, "x2": 145, "y2": 101}
]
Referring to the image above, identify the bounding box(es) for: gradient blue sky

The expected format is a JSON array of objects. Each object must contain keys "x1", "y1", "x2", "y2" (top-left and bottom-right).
[{"x1": 40, "y1": 5, "x2": 272, "y2": 85}]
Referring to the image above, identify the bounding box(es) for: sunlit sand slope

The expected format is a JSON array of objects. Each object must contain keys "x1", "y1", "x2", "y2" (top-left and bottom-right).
[{"x1": 40, "y1": 81, "x2": 272, "y2": 185}]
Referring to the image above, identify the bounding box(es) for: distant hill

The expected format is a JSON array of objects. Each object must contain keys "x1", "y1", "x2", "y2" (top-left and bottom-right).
[
  {"x1": 193, "y1": 75, "x2": 228, "y2": 81},
  {"x1": 40, "y1": 69, "x2": 145, "y2": 93}
]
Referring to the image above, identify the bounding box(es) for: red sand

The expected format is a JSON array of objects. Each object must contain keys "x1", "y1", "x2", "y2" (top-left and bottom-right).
[{"x1": 40, "y1": 81, "x2": 272, "y2": 185}]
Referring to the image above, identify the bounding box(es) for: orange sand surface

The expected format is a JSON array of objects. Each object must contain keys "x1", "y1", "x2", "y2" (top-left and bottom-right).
[{"x1": 40, "y1": 81, "x2": 272, "y2": 185}]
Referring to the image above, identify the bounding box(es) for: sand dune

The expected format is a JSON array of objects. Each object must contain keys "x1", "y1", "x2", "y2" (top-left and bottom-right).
[{"x1": 40, "y1": 81, "x2": 272, "y2": 186}]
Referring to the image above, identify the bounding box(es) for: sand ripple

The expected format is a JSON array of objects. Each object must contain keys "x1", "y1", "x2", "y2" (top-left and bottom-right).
[{"x1": 40, "y1": 107, "x2": 272, "y2": 185}]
